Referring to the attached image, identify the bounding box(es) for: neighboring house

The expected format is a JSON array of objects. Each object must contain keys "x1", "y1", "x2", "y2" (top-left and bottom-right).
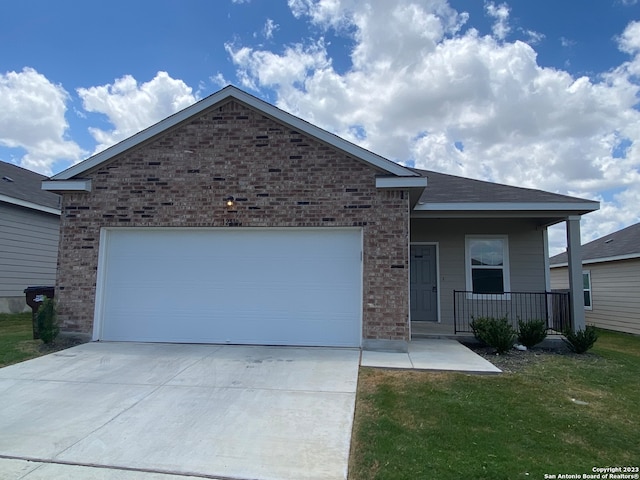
[
  {"x1": 0, "y1": 162, "x2": 61, "y2": 313},
  {"x1": 42, "y1": 86, "x2": 598, "y2": 350},
  {"x1": 550, "y1": 222, "x2": 640, "y2": 335}
]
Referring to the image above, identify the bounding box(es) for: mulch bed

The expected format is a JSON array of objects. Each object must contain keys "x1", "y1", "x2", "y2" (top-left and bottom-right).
[
  {"x1": 460, "y1": 340, "x2": 597, "y2": 373},
  {"x1": 35, "y1": 334, "x2": 87, "y2": 354}
]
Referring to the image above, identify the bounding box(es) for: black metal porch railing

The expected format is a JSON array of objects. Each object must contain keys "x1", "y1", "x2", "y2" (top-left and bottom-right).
[{"x1": 453, "y1": 291, "x2": 571, "y2": 334}]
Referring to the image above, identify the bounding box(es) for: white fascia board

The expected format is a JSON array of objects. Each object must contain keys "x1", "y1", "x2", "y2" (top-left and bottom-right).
[
  {"x1": 584, "y1": 253, "x2": 640, "y2": 264},
  {"x1": 0, "y1": 194, "x2": 61, "y2": 215},
  {"x1": 52, "y1": 86, "x2": 419, "y2": 180},
  {"x1": 551, "y1": 252, "x2": 640, "y2": 268},
  {"x1": 414, "y1": 201, "x2": 600, "y2": 212},
  {"x1": 376, "y1": 176, "x2": 428, "y2": 188},
  {"x1": 549, "y1": 262, "x2": 567, "y2": 268},
  {"x1": 42, "y1": 180, "x2": 92, "y2": 192}
]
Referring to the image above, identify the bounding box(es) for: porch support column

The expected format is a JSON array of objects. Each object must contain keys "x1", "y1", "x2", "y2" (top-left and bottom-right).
[{"x1": 566, "y1": 216, "x2": 585, "y2": 332}]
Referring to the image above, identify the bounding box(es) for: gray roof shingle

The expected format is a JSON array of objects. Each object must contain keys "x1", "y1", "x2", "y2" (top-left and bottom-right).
[
  {"x1": 550, "y1": 222, "x2": 640, "y2": 265},
  {"x1": 0, "y1": 161, "x2": 61, "y2": 210},
  {"x1": 413, "y1": 168, "x2": 594, "y2": 204}
]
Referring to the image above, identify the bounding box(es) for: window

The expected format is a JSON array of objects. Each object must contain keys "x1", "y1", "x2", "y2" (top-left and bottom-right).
[
  {"x1": 465, "y1": 236, "x2": 511, "y2": 296},
  {"x1": 583, "y1": 271, "x2": 592, "y2": 310}
]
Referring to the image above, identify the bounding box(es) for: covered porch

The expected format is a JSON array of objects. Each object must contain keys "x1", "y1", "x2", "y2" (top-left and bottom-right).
[{"x1": 408, "y1": 169, "x2": 599, "y2": 342}]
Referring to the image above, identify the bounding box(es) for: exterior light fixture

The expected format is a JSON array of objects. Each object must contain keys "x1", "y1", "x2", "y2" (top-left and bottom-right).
[{"x1": 225, "y1": 196, "x2": 235, "y2": 208}]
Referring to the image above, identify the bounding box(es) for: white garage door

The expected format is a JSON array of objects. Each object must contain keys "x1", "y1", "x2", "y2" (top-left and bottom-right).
[{"x1": 95, "y1": 228, "x2": 362, "y2": 347}]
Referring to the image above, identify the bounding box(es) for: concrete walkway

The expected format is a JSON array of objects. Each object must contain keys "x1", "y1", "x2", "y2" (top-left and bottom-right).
[
  {"x1": 0, "y1": 343, "x2": 360, "y2": 480},
  {"x1": 361, "y1": 338, "x2": 502, "y2": 373}
]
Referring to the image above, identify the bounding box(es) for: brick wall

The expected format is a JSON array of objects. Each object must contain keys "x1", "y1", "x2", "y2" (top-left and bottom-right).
[{"x1": 56, "y1": 99, "x2": 409, "y2": 342}]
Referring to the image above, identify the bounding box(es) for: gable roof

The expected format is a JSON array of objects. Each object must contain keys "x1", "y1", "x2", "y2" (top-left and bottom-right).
[
  {"x1": 46, "y1": 85, "x2": 419, "y2": 183},
  {"x1": 41, "y1": 84, "x2": 598, "y2": 219},
  {"x1": 0, "y1": 161, "x2": 61, "y2": 214},
  {"x1": 412, "y1": 168, "x2": 599, "y2": 216},
  {"x1": 550, "y1": 222, "x2": 640, "y2": 266}
]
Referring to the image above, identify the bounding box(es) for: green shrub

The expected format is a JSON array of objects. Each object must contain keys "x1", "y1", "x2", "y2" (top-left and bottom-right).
[
  {"x1": 36, "y1": 297, "x2": 59, "y2": 344},
  {"x1": 471, "y1": 316, "x2": 516, "y2": 354},
  {"x1": 470, "y1": 316, "x2": 491, "y2": 344},
  {"x1": 563, "y1": 325, "x2": 598, "y2": 354},
  {"x1": 517, "y1": 319, "x2": 548, "y2": 348}
]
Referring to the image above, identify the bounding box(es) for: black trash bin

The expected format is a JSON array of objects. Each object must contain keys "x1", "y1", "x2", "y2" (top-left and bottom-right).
[{"x1": 24, "y1": 286, "x2": 55, "y2": 340}]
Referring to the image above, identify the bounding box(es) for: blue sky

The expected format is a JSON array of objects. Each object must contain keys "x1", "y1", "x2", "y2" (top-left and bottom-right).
[{"x1": 1, "y1": 0, "x2": 640, "y2": 252}]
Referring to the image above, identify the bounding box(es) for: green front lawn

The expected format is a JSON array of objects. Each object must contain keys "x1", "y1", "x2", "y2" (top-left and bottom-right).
[
  {"x1": 350, "y1": 329, "x2": 640, "y2": 480},
  {"x1": 0, "y1": 312, "x2": 42, "y2": 367}
]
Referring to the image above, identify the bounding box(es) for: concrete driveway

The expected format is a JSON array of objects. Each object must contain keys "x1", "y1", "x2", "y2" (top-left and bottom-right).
[{"x1": 0, "y1": 342, "x2": 361, "y2": 480}]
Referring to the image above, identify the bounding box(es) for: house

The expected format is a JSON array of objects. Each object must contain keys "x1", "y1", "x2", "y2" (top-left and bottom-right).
[
  {"x1": 550, "y1": 222, "x2": 640, "y2": 335},
  {"x1": 0, "y1": 161, "x2": 61, "y2": 313},
  {"x1": 42, "y1": 86, "x2": 599, "y2": 350}
]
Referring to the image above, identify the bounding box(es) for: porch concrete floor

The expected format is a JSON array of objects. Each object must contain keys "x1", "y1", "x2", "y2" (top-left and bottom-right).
[
  {"x1": 411, "y1": 321, "x2": 469, "y2": 337},
  {"x1": 361, "y1": 338, "x2": 502, "y2": 374}
]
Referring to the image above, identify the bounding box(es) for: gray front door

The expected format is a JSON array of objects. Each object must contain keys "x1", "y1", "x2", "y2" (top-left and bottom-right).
[{"x1": 410, "y1": 245, "x2": 438, "y2": 322}]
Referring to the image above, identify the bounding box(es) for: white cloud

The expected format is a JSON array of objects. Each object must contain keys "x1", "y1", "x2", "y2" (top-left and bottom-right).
[
  {"x1": 227, "y1": 0, "x2": 640, "y2": 253},
  {"x1": 617, "y1": 20, "x2": 640, "y2": 54},
  {"x1": 0, "y1": 67, "x2": 85, "y2": 175},
  {"x1": 210, "y1": 72, "x2": 230, "y2": 88},
  {"x1": 263, "y1": 18, "x2": 279, "y2": 39},
  {"x1": 522, "y1": 29, "x2": 545, "y2": 45},
  {"x1": 226, "y1": 40, "x2": 331, "y2": 93},
  {"x1": 485, "y1": 1, "x2": 510, "y2": 41},
  {"x1": 77, "y1": 71, "x2": 197, "y2": 154}
]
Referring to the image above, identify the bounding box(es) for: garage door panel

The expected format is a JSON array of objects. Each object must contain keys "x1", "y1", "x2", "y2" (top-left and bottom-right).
[
  {"x1": 98, "y1": 229, "x2": 362, "y2": 347},
  {"x1": 103, "y1": 305, "x2": 359, "y2": 346},
  {"x1": 103, "y1": 282, "x2": 358, "y2": 314}
]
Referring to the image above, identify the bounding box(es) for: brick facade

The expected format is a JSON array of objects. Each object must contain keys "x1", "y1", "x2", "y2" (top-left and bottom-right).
[{"x1": 56, "y1": 99, "x2": 410, "y2": 343}]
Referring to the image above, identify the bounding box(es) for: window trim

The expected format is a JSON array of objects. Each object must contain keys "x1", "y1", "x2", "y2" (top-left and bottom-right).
[
  {"x1": 465, "y1": 235, "x2": 511, "y2": 300},
  {"x1": 583, "y1": 270, "x2": 593, "y2": 311}
]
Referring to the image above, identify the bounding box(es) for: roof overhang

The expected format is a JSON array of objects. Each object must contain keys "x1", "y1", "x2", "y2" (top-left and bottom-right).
[
  {"x1": 410, "y1": 201, "x2": 600, "y2": 226},
  {"x1": 47, "y1": 86, "x2": 420, "y2": 182},
  {"x1": 376, "y1": 175, "x2": 428, "y2": 208},
  {"x1": 413, "y1": 201, "x2": 600, "y2": 212},
  {"x1": 42, "y1": 179, "x2": 92, "y2": 193},
  {"x1": 376, "y1": 176, "x2": 428, "y2": 188},
  {"x1": 550, "y1": 252, "x2": 640, "y2": 268},
  {"x1": 0, "y1": 193, "x2": 61, "y2": 215}
]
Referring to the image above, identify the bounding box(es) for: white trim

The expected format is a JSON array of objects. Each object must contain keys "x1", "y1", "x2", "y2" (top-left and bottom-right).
[
  {"x1": 51, "y1": 86, "x2": 418, "y2": 181},
  {"x1": 543, "y1": 227, "x2": 554, "y2": 323},
  {"x1": 415, "y1": 202, "x2": 599, "y2": 212},
  {"x1": 543, "y1": 227, "x2": 551, "y2": 292},
  {"x1": 465, "y1": 235, "x2": 511, "y2": 300},
  {"x1": 549, "y1": 262, "x2": 567, "y2": 268},
  {"x1": 42, "y1": 180, "x2": 92, "y2": 192},
  {"x1": 409, "y1": 242, "x2": 441, "y2": 323},
  {"x1": 92, "y1": 227, "x2": 110, "y2": 341},
  {"x1": 550, "y1": 252, "x2": 640, "y2": 268},
  {"x1": 0, "y1": 193, "x2": 61, "y2": 215},
  {"x1": 582, "y1": 253, "x2": 640, "y2": 264},
  {"x1": 376, "y1": 177, "x2": 428, "y2": 188},
  {"x1": 583, "y1": 270, "x2": 593, "y2": 311}
]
